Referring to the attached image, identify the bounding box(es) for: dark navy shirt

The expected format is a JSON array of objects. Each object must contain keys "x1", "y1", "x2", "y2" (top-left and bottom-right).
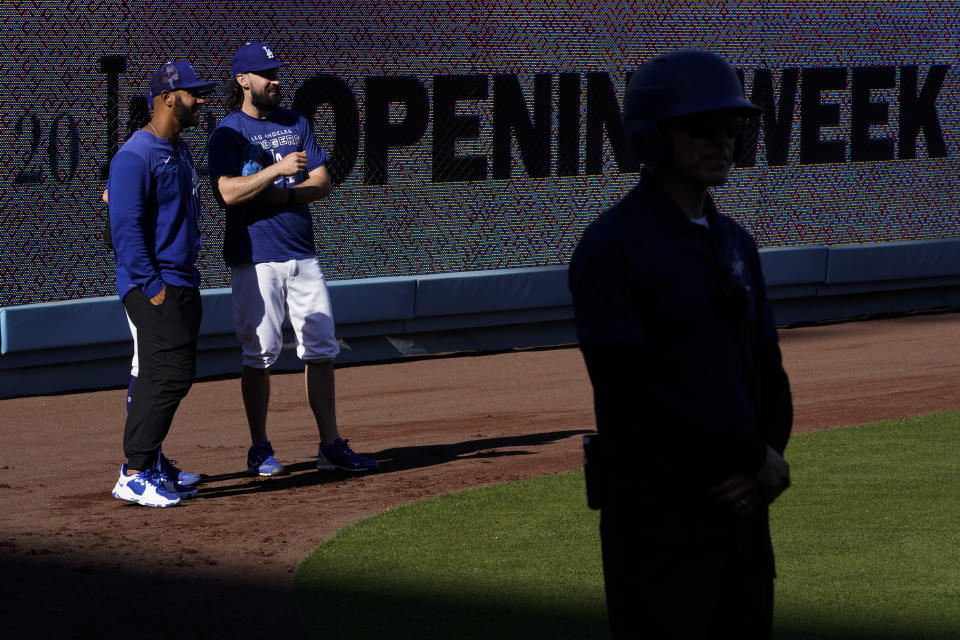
[
  {"x1": 569, "y1": 172, "x2": 787, "y2": 486},
  {"x1": 108, "y1": 130, "x2": 202, "y2": 300},
  {"x1": 208, "y1": 107, "x2": 329, "y2": 266}
]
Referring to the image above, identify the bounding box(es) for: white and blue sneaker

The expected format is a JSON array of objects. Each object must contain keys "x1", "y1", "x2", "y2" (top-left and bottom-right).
[
  {"x1": 317, "y1": 438, "x2": 379, "y2": 472},
  {"x1": 158, "y1": 451, "x2": 201, "y2": 486},
  {"x1": 112, "y1": 464, "x2": 182, "y2": 507},
  {"x1": 247, "y1": 440, "x2": 286, "y2": 476}
]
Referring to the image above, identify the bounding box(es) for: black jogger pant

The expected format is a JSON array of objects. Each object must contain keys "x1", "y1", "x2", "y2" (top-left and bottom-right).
[
  {"x1": 121, "y1": 285, "x2": 202, "y2": 470},
  {"x1": 600, "y1": 505, "x2": 775, "y2": 639}
]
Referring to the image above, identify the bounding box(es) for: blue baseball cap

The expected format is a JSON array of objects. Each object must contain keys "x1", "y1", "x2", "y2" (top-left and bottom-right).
[
  {"x1": 232, "y1": 42, "x2": 287, "y2": 75},
  {"x1": 149, "y1": 61, "x2": 217, "y2": 96}
]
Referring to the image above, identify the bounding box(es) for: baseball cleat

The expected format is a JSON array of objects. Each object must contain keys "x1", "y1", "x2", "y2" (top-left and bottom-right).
[
  {"x1": 111, "y1": 464, "x2": 182, "y2": 508},
  {"x1": 317, "y1": 438, "x2": 379, "y2": 472},
  {"x1": 247, "y1": 440, "x2": 287, "y2": 476},
  {"x1": 158, "y1": 451, "x2": 202, "y2": 486}
]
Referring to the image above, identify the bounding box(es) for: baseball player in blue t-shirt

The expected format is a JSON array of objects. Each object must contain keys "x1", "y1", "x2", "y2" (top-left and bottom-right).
[{"x1": 208, "y1": 42, "x2": 378, "y2": 476}]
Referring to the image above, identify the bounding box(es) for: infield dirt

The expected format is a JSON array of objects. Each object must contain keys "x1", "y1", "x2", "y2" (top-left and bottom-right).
[{"x1": 1, "y1": 312, "x2": 958, "y2": 638}]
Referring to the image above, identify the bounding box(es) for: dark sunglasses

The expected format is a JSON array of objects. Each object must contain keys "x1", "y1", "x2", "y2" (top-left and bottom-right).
[
  {"x1": 164, "y1": 87, "x2": 213, "y2": 99},
  {"x1": 670, "y1": 115, "x2": 747, "y2": 139},
  {"x1": 247, "y1": 68, "x2": 280, "y2": 81}
]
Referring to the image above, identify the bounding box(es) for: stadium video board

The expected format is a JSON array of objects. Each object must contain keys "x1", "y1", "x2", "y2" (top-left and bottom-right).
[{"x1": 1, "y1": 1, "x2": 958, "y2": 306}]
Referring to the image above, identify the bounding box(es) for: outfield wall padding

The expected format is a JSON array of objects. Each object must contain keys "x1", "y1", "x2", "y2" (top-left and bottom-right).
[{"x1": 3, "y1": 240, "x2": 960, "y2": 398}]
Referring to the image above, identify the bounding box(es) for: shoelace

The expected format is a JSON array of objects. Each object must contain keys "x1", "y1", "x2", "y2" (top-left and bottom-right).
[
  {"x1": 332, "y1": 440, "x2": 362, "y2": 463},
  {"x1": 159, "y1": 454, "x2": 181, "y2": 472},
  {"x1": 321, "y1": 442, "x2": 346, "y2": 460},
  {"x1": 147, "y1": 469, "x2": 172, "y2": 488},
  {"x1": 325, "y1": 438, "x2": 350, "y2": 453}
]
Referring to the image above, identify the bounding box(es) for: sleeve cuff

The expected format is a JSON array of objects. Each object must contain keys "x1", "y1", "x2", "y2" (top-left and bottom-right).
[
  {"x1": 142, "y1": 279, "x2": 164, "y2": 300},
  {"x1": 739, "y1": 440, "x2": 768, "y2": 474}
]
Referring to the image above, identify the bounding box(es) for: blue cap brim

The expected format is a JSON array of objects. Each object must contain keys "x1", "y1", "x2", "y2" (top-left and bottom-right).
[
  {"x1": 234, "y1": 61, "x2": 288, "y2": 75},
  {"x1": 180, "y1": 81, "x2": 218, "y2": 95}
]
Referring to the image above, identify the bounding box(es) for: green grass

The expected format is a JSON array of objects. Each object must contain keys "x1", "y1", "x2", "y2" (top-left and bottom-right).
[
  {"x1": 295, "y1": 414, "x2": 960, "y2": 639},
  {"x1": 771, "y1": 414, "x2": 960, "y2": 639},
  {"x1": 294, "y1": 472, "x2": 606, "y2": 638}
]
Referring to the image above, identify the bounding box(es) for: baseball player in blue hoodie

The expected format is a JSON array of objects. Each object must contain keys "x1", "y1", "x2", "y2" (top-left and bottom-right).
[{"x1": 108, "y1": 61, "x2": 216, "y2": 507}]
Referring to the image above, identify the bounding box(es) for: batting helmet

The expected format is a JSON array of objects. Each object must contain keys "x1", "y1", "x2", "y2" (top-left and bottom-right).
[{"x1": 623, "y1": 50, "x2": 761, "y2": 164}]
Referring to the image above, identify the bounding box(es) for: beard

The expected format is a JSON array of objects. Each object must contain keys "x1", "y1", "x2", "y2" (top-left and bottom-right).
[
  {"x1": 172, "y1": 94, "x2": 199, "y2": 129},
  {"x1": 251, "y1": 85, "x2": 282, "y2": 112}
]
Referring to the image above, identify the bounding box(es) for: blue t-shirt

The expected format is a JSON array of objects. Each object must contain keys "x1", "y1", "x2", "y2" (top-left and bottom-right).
[
  {"x1": 108, "y1": 130, "x2": 202, "y2": 300},
  {"x1": 207, "y1": 107, "x2": 329, "y2": 266}
]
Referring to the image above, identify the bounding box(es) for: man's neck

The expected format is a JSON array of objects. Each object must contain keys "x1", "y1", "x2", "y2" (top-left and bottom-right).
[
  {"x1": 146, "y1": 117, "x2": 181, "y2": 144},
  {"x1": 651, "y1": 170, "x2": 708, "y2": 220},
  {"x1": 241, "y1": 101, "x2": 272, "y2": 120}
]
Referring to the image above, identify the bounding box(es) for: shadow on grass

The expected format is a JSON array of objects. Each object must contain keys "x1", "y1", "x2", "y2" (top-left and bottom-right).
[
  {"x1": 774, "y1": 619, "x2": 958, "y2": 640},
  {"x1": 295, "y1": 580, "x2": 955, "y2": 640},
  {"x1": 294, "y1": 581, "x2": 609, "y2": 640},
  {"x1": 0, "y1": 552, "x2": 305, "y2": 639}
]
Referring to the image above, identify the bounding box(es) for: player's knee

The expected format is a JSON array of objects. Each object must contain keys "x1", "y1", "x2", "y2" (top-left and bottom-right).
[{"x1": 157, "y1": 376, "x2": 193, "y2": 399}]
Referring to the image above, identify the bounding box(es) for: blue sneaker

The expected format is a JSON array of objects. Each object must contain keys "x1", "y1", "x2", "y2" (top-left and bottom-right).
[
  {"x1": 158, "y1": 451, "x2": 201, "y2": 486},
  {"x1": 111, "y1": 465, "x2": 181, "y2": 507},
  {"x1": 157, "y1": 471, "x2": 199, "y2": 499},
  {"x1": 317, "y1": 438, "x2": 379, "y2": 472},
  {"x1": 247, "y1": 440, "x2": 286, "y2": 476}
]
